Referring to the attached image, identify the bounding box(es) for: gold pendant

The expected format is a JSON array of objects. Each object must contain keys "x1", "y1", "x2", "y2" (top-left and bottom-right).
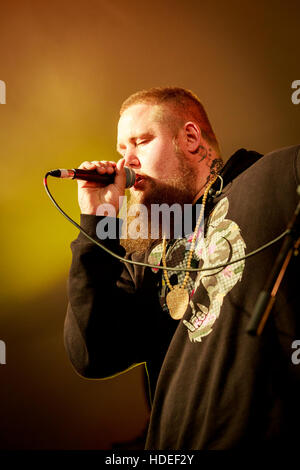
[{"x1": 166, "y1": 286, "x2": 189, "y2": 320}]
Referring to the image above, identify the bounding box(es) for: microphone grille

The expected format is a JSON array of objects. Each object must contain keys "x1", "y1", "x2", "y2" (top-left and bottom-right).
[{"x1": 125, "y1": 167, "x2": 136, "y2": 188}]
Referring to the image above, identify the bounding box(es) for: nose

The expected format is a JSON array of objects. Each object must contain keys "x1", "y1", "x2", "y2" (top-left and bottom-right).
[{"x1": 123, "y1": 146, "x2": 141, "y2": 169}]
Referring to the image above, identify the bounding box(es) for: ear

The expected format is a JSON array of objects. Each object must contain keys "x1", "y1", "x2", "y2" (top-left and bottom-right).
[{"x1": 183, "y1": 121, "x2": 202, "y2": 154}]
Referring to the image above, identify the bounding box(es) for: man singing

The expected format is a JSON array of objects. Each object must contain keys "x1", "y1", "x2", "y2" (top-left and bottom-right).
[{"x1": 64, "y1": 87, "x2": 300, "y2": 449}]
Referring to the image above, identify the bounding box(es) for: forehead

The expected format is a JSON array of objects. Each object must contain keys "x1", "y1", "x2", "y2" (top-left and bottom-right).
[{"x1": 117, "y1": 103, "x2": 163, "y2": 139}]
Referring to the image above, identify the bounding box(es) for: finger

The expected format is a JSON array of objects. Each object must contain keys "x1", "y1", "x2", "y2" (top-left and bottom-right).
[
  {"x1": 114, "y1": 158, "x2": 127, "y2": 188},
  {"x1": 91, "y1": 160, "x2": 116, "y2": 167},
  {"x1": 91, "y1": 161, "x2": 117, "y2": 174},
  {"x1": 97, "y1": 160, "x2": 117, "y2": 167},
  {"x1": 78, "y1": 161, "x2": 97, "y2": 170},
  {"x1": 116, "y1": 158, "x2": 125, "y2": 171}
]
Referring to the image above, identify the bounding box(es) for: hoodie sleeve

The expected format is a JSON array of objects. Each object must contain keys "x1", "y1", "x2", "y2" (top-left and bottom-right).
[{"x1": 64, "y1": 214, "x2": 176, "y2": 381}]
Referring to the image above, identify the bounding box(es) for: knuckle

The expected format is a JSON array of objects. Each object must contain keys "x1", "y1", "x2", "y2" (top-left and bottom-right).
[{"x1": 78, "y1": 161, "x2": 90, "y2": 168}]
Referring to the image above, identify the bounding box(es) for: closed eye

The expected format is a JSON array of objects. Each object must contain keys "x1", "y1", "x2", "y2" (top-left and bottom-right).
[{"x1": 136, "y1": 134, "x2": 154, "y2": 146}]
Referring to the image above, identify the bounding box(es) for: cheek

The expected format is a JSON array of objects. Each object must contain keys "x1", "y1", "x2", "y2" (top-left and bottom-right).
[{"x1": 141, "y1": 142, "x2": 175, "y2": 174}]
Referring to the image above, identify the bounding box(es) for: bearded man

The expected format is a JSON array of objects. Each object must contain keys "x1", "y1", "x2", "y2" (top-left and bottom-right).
[{"x1": 65, "y1": 87, "x2": 300, "y2": 449}]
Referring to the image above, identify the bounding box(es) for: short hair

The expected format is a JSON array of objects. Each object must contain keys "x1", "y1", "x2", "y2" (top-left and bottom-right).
[{"x1": 120, "y1": 87, "x2": 220, "y2": 153}]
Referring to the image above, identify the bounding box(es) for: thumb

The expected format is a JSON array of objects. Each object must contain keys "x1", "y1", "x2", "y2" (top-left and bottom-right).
[{"x1": 114, "y1": 158, "x2": 127, "y2": 189}]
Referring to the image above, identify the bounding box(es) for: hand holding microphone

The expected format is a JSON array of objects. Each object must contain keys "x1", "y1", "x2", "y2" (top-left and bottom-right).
[{"x1": 50, "y1": 159, "x2": 134, "y2": 215}]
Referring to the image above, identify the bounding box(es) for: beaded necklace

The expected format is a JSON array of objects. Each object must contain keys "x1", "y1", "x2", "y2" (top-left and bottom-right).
[{"x1": 162, "y1": 175, "x2": 218, "y2": 320}]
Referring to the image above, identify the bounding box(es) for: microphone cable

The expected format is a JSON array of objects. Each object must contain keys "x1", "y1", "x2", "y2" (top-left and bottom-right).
[{"x1": 43, "y1": 172, "x2": 291, "y2": 273}]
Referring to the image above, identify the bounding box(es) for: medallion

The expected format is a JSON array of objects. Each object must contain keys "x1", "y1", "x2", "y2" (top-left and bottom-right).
[{"x1": 166, "y1": 286, "x2": 189, "y2": 320}]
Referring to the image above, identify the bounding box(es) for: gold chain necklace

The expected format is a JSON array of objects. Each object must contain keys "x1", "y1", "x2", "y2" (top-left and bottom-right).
[{"x1": 162, "y1": 175, "x2": 218, "y2": 320}]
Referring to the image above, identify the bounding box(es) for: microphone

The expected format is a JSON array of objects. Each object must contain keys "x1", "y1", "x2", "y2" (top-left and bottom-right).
[{"x1": 48, "y1": 166, "x2": 136, "y2": 188}]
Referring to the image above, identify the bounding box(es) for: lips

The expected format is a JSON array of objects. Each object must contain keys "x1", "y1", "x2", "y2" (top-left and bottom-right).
[{"x1": 133, "y1": 173, "x2": 146, "y2": 189}]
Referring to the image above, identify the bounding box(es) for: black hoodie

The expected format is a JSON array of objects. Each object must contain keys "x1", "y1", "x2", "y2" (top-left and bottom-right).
[{"x1": 65, "y1": 145, "x2": 300, "y2": 449}]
